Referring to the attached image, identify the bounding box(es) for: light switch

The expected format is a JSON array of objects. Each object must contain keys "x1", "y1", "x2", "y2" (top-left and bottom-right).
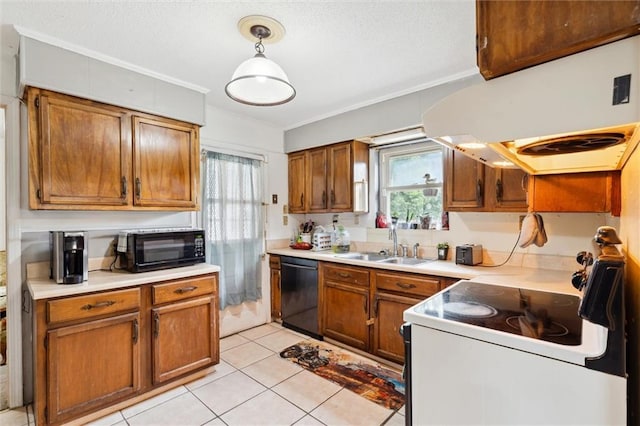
[
  {"x1": 272, "y1": 194, "x2": 278, "y2": 204},
  {"x1": 283, "y1": 204, "x2": 288, "y2": 214}
]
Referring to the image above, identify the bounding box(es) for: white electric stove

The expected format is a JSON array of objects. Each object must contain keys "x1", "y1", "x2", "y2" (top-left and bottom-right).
[{"x1": 403, "y1": 240, "x2": 628, "y2": 426}]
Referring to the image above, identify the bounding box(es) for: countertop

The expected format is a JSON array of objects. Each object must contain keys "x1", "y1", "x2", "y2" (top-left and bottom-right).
[
  {"x1": 27, "y1": 263, "x2": 221, "y2": 300},
  {"x1": 268, "y1": 248, "x2": 578, "y2": 296}
]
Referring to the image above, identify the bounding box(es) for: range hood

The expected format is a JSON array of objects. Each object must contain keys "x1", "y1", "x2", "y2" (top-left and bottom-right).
[{"x1": 423, "y1": 36, "x2": 640, "y2": 175}]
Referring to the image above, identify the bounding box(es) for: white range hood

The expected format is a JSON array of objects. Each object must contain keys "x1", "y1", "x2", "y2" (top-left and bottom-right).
[{"x1": 423, "y1": 36, "x2": 640, "y2": 175}]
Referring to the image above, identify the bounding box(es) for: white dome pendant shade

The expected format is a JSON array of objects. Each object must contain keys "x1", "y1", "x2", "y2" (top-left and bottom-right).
[
  {"x1": 225, "y1": 17, "x2": 296, "y2": 106},
  {"x1": 225, "y1": 52, "x2": 296, "y2": 106}
]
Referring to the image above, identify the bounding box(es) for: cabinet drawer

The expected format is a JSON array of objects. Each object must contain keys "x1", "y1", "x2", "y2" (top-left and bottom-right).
[
  {"x1": 152, "y1": 275, "x2": 216, "y2": 305},
  {"x1": 375, "y1": 271, "x2": 440, "y2": 298},
  {"x1": 48, "y1": 288, "x2": 141, "y2": 324},
  {"x1": 269, "y1": 255, "x2": 281, "y2": 270},
  {"x1": 323, "y1": 263, "x2": 369, "y2": 287}
]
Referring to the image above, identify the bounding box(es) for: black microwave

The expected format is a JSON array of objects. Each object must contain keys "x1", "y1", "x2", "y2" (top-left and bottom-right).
[{"x1": 117, "y1": 228, "x2": 206, "y2": 273}]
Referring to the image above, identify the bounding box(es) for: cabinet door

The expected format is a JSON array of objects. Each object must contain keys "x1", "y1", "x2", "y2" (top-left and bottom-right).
[
  {"x1": 528, "y1": 171, "x2": 621, "y2": 215},
  {"x1": 372, "y1": 292, "x2": 420, "y2": 364},
  {"x1": 46, "y1": 312, "x2": 140, "y2": 424},
  {"x1": 477, "y1": 0, "x2": 640, "y2": 80},
  {"x1": 322, "y1": 281, "x2": 370, "y2": 350},
  {"x1": 308, "y1": 147, "x2": 329, "y2": 212},
  {"x1": 29, "y1": 88, "x2": 131, "y2": 208},
  {"x1": 328, "y1": 142, "x2": 353, "y2": 211},
  {"x1": 492, "y1": 168, "x2": 528, "y2": 211},
  {"x1": 270, "y1": 267, "x2": 282, "y2": 320},
  {"x1": 133, "y1": 116, "x2": 199, "y2": 209},
  {"x1": 152, "y1": 295, "x2": 218, "y2": 384},
  {"x1": 288, "y1": 152, "x2": 307, "y2": 213},
  {"x1": 444, "y1": 148, "x2": 485, "y2": 210}
]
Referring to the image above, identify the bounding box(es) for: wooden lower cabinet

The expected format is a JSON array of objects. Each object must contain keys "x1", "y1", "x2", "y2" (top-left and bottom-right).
[
  {"x1": 152, "y1": 295, "x2": 218, "y2": 384},
  {"x1": 320, "y1": 263, "x2": 371, "y2": 351},
  {"x1": 372, "y1": 293, "x2": 420, "y2": 364},
  {"x1": 46, "y1": 312, "x2": 141, "y2": 424},
  {"x1": 322, "y1": 281, "x2": 370, "y2": 350},
  {"x1": 372, "y1": 270, "x2": 458, "y2": 363},
  {"x1": 319, "y1": 262, "x2": 458, "y2": 363},
  {"x1": 269, "y1": 255, "x2": 281, "y2": 320},
  {"x1": 32, "y1": 273, "x2": 219, "y2": 425}
]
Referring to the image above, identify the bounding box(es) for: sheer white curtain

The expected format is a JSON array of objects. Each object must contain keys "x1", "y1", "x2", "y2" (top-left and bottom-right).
[{"x1": 202, "y1": 151, "x2": 264, "y2": 309}]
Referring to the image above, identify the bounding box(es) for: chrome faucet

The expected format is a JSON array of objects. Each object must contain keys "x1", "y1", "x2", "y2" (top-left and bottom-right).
[
  {"x1": 413, "y1": 243, "x2": 420, "y2": 258},
  {"x1": 389, "y1": 217, "x2": 398, "y2": 256}
]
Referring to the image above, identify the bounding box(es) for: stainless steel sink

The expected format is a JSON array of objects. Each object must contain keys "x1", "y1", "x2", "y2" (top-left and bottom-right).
[
  {"x1": 334, "y1": 252, "x2": 389, "y2": 262},
  {"x1": 376, "y1": 257, "x2": 435, "y2": 265}
]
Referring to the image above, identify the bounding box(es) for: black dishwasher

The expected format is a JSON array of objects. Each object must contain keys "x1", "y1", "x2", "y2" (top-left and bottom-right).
[{"x1": 280, "y1": 256, "x2": 322, "y2": 340}]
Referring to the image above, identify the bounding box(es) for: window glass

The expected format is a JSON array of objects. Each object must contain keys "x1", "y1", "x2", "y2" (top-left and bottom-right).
[{"x1": 379, "y1": 141, "x2": 444, "y2": 229}]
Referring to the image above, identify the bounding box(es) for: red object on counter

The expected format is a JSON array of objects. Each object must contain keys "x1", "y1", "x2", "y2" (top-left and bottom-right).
[
  {"x1": 290, "y1": 242, "x2": 313, "y2": 250},
  {"x1": 376, "y1": 211, "x2": 388, "y2": 228}
]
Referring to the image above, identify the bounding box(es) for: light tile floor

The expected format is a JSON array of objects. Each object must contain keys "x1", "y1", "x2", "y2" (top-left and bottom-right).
[{"x1": 0, "y1": 323, "x2": 405, "y2": 425}]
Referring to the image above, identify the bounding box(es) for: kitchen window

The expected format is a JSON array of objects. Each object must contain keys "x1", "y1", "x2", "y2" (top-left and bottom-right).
[{"x1": 378, "y1": 141, "x2": 444, "y2": 229}]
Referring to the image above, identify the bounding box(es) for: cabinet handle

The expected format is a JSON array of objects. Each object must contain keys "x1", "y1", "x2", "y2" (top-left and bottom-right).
[
  {"x1": 373, "y1": 295, "x2": 379, "y2": 316},
  {"x1": 395, "y1": 282, "x2": 417, "y2": 290},
  {"x1": 364, "y1": 297, "x2": 368, "y2": 314},
  {"x1": 322, "y1": 191, "x2": 326, "y2": 207},
  {"x1": 495, "y1": 178, "x2": 503, "y2": 202},
  {"x1": 337, "y1": 272, "x2": 351, "y2": 279},
  {"x1": 132, "y1": 319, "x2": 139, "y2": 344},
  {"x1": 300, "y1": 193, "x2": 304, "y2": 208},
  {"x1": 174, "y1": 286, "x2": 198, "y2": 294},
  {"x1": 521, "y1": 174, "x2": 529, "y2": 192},
  {"x1": 153, "y1": 311, "x2": 160, "y2": 338},
  {"x1": 135, "y1": 177, "x2": 141, "y2": 199},
  {"x1": 121, "y1": 176, "x2": 128, "y2": 198},
  {"x1": 81, "y1": 300, "x2": 115, "y2": 311},
  {"x1": 476, "y1": 179, "x2": 483, "y2": 204},
  {"x1": 331, "y1": 190, "x2": 335, "y2": 204}
]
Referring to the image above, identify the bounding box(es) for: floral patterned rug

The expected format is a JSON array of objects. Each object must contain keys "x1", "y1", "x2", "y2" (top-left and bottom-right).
[{"x1": 279, "y1": 341, "x2": 405, "y2": 410}]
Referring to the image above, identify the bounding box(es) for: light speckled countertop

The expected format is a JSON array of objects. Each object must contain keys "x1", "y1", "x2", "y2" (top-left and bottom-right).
[
  {"x1": 27, "y1": 263, "x2": 221, "y2": 300},
  {"x1": 268, "y1": 248, "x2": 578, "y2": 296}
]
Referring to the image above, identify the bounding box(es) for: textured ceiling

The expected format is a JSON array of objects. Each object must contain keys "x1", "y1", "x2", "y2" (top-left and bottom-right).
[{"x1": 0, "y1": 1, "x2": 478, "y2": 130}]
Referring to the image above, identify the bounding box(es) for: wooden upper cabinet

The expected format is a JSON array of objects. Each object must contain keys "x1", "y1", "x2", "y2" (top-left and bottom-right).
[
  {"x1": 27, "y1": 87, "x2": 200, "y2": 211},
  {"x1": 308, "y1": 147, "x2": 329, "y2": 212},
  {"x1": 445, "y1": 148, "x2": 528, "y2": 212},
  {"x1": 444, "y1": 149, "x2": 485, "y2": 210},
  {"x1": 132, "y1": 116, "x2": 199, "y2": 208},
  {"x1": 28, "y1": 87, "x2": 131, "y2": 208},
  {"x1": 477, "y1": 0, "x2": 640, "y2": 80},
  {"x1": 288, "y1": 140, "x2": 369, "y2": 214},
  {"x1": 490, "y1": 167, "x2": 528, "y2": 211},
  {"x1": 528, "y1": 171, "x2": 621, "y2": 216},
  {"x1": 328, "y1": 142, "x2": 354, "y2": 211},
  {"x1": 287, "y1": 151, "x2": 307, "y2": 213}
]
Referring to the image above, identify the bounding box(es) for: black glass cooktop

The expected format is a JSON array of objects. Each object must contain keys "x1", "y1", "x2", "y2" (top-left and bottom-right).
[{"x1": 419, "y1": 281, "x2": 583, "y2": 345}]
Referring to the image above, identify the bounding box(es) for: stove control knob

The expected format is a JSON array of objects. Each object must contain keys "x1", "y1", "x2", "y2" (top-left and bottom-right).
[
  {"x1": 571, "y1": 271, "x2": 586, "y2": 290},
  {"x1": 576, "y1": 251, "x2": 593, "y2": 266}
]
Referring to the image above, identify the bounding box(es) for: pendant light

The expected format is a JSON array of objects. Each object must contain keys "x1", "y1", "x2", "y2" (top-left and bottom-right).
[{"x1": 225, "y1": 16, "x2": 296, "y2": 106}]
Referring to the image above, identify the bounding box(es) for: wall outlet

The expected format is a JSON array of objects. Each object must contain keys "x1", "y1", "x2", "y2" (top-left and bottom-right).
[
  {"x1": 272, "y1": 194, "x2": 278, "y2": 204},
  {"x1": 283, "y1": 215, "x2": 288, "y2": 226}
]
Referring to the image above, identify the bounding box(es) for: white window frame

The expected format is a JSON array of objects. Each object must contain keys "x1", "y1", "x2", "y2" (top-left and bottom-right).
[{"x1": 378, "y1": 140, "x2": 444, "y2": 227}]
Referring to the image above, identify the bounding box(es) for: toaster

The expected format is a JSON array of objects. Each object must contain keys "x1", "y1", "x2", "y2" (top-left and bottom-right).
[{"x1": 455, "y1": 244, "x2": 483, "y2": 265}]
